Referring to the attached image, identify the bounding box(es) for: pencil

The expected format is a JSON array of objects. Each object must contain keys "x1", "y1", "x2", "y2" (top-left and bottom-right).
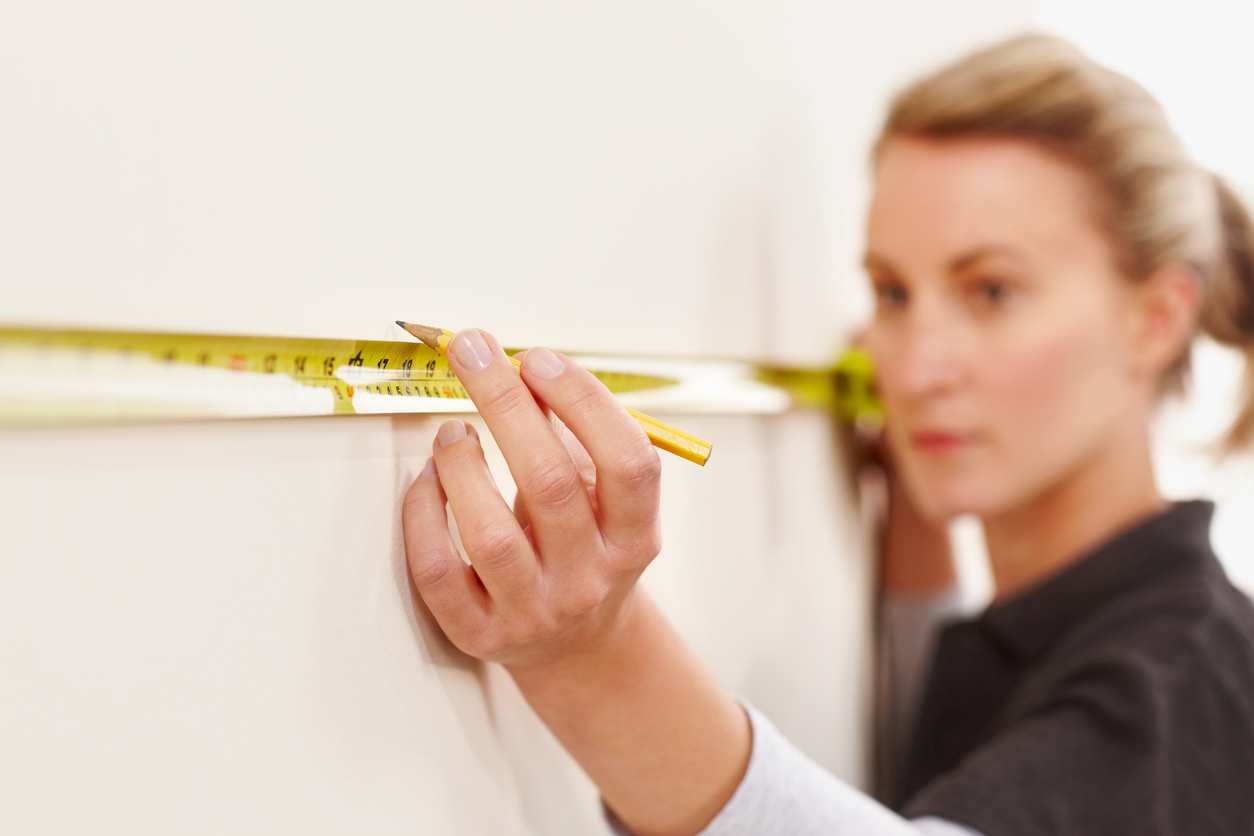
[{"x1": 396, "y1": 322, "x2": 712, "y2": 466}]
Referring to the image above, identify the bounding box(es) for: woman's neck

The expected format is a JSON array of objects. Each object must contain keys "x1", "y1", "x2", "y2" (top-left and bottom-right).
[{"x1": 982, "y1": 425, "x2": 1166, "y2": 603}]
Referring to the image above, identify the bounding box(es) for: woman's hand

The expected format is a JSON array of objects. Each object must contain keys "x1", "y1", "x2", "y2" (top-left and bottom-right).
[
  {"x1": 401, "y1": 329, "x2": 750, "y2": 836},
  {"x1": 402, "y1": 328, "x2": 663, "y2": 672}
]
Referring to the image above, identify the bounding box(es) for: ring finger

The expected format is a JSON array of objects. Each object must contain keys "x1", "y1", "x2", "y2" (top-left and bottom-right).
[{"x1": 432, "y1": 419, "x2": 539, "y2": 606}]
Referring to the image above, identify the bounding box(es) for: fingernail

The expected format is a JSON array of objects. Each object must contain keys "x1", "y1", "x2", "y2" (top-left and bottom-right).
[
  {"x1": 524, "y1": 346, "x2": 565, "y2": 380},
  {"x1": 450, "y1": 329, "x2": 493, "y2": 373},
  {"x1": 436, "y1": 420, "x2": 468, "y2": 447},
  {"x1": 420, "y1": 456, "x2": 437, "y2": 479}
]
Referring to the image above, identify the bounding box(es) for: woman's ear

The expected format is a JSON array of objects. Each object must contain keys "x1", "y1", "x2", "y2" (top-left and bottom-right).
[{"x1": 1129, "y1": 262, "x2": 1202, "y2": 378}]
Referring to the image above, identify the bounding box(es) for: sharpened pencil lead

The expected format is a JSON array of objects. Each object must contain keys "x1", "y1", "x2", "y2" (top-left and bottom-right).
[{"x1": 396, "y1": 321, "x2": 448, "y2": 353}]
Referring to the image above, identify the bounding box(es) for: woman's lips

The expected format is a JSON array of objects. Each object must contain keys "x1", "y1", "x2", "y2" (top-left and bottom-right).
[{"x1": 911, "y1": 431, "x2": 975, "y2": 454}]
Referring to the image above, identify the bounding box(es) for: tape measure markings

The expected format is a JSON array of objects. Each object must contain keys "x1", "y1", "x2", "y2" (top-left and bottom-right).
[{"x1": 0, "y1": 326, "x2": 882, "y2": 426}]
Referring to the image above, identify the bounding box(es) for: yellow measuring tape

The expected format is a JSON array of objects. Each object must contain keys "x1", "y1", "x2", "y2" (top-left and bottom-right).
[{"x1": 0, "y1": 325, "x2": 882, "y2": 465}]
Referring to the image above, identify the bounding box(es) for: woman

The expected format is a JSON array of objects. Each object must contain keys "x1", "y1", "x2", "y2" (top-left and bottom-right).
[{"x1": 401, "y1": 34, "x2": 1254, "y2": 836}]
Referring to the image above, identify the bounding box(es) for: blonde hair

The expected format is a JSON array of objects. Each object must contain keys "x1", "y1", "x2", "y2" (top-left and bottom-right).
[{"x1": 875, "y1": 33, "x2": 1254, "y2": 451}]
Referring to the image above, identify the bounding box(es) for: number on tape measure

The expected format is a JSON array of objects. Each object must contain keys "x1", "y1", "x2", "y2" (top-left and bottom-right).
[{"x1": 0, "y1": 327, "x2": 680, "y2": 424}]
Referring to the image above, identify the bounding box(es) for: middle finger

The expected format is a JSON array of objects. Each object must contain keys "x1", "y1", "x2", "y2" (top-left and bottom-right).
[{"x1": 446, "y1": 329, "x2": 601, "y2": 562}]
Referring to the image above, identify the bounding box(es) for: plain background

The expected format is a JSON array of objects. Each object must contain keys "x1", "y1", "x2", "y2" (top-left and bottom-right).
[{"x1": 2, "y1": 2, "x2": 1251, "y2": 833}]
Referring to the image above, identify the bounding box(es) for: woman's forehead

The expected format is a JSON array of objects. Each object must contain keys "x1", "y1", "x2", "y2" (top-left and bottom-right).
[{"x1": 866, "y1": 135, "x2": 1110, "y2": 271}]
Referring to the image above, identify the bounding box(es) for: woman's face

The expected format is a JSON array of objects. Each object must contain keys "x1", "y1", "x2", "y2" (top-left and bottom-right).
[{"x1": 864, "y1": 136, "x2": 1153, "y2": 521}]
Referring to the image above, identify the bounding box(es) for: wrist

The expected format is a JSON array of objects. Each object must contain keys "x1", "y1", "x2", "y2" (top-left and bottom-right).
[
  {"x1": 505, "y1": 586, "x2": 653, "y2": 705},
  {"x1": 505, "y1": 588, "x2": 750, "y2": 836}
]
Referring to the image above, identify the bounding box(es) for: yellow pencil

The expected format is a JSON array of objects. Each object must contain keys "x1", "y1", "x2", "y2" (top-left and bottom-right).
[{"x1": 396, "y1": 322, "x2": 712, "y2": 466}]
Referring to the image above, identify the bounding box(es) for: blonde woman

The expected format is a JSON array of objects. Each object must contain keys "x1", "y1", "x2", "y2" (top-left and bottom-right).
[{"x1": 401, "y1": 34, "x2": 1254, "y2": 836}]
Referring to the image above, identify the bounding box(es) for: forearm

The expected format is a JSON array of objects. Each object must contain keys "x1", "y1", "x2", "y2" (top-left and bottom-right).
[
  {"x1": 882, "y1": 471, "x2": 955, "y2": 594},
  {"x1": 404, "y1": 338, "x2": 747, "y2": 835},
  {"x1": 507, "y1": 589, "x2": 750, "y2": 836}
]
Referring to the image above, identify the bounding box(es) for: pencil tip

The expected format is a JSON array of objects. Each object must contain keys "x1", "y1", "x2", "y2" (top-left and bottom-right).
[{"x1": 396, "y1": 320, "x2": 446, "y2": 352}]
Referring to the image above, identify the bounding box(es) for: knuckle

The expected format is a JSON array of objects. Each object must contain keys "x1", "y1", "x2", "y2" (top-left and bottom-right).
[
  {"x1": 402, "y1": 489, "x2": 434, "y2": 521},
  {"x1": 402, "y1": 477, "x2": 440, "y2": 517},
  {"x1": 430, "y1": 449, "x2": 474, "y2": 482},
  {"x1": 527, "y1": 459, "x2": 584, "y2": 510},
  {"x1": 611, "y1": 446, "x2": 662, "y2": 493},
  {"x1": 561, "y1": 579, "x2": 608, "y2": 619},
  {"x1": 410, "y1": 548, "x2": 459, "y2": 591},
  {"x1": 472, "y1": 526, "x2": 522, "y2": 570},
  {"x1": 518, "y1": 606, "x2": 561, "y2": 642},
  {"x1": 461, "y1": 622, "x2": 504, "y2": 660},
  {"x1": 435, "y1": 451, "x2": 491, "y2": 491},
  {"x1": 564, "y1": 384, "x2": 605, "y2": 423},
  {"x1": 639, "y1": 525, "x2": 663, "y2": 561},
  {"x1": 477, "y1": 377, "x2": 530, "y2": 418},
  {"x1": 612, "y1": 522, "x2": 663, "y2": 571}
]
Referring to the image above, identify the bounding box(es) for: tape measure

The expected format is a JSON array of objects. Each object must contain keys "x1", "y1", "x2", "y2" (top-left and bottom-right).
[{"x1": 0, "y1": 325, "x2": 882, "y2": 432}]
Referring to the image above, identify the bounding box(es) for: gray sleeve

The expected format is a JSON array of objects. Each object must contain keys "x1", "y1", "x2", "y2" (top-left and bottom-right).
[{"x1": 878, "y1": 584, "x2": 970, "y2": 783}]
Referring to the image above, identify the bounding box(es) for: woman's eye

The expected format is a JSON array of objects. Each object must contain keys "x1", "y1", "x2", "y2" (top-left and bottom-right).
[
  {"x1": 875, "y1": 283, "x2": 909, "y2": 309},
  {"x1": 971, "y1": 278, "x2": 1014, "y2": 307}
]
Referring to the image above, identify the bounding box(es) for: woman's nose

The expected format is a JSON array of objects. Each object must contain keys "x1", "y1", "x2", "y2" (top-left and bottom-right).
[{"x1": 895, "y1": 309, "x2": 965, "y2": 399}]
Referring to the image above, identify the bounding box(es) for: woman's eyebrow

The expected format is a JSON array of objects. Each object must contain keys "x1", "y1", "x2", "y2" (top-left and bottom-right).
[
  {"x1": 948, "y1": 245, "x2": 1030, "y2": 273},
  {"x1": 862, "y1": 253, "x2": 898, "y2": 274}
]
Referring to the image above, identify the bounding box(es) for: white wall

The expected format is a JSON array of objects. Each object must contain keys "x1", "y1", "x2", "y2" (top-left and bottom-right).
[
  {"x1": 2, "y1": 1, "x2": 1030, "y2": 363},
  {"x1": 0, "y1": 3, "x2": 1031, "y2": 832}
]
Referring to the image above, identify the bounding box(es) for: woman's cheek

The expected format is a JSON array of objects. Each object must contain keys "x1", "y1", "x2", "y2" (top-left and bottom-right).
[{"x1": 984, "y1": 318, "x2": 1122, "y2": 500}]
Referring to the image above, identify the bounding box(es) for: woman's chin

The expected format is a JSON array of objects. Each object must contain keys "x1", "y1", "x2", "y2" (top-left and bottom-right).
[{"x1": 904, "y1": 472, "x2": 1013, "y2": 523}]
